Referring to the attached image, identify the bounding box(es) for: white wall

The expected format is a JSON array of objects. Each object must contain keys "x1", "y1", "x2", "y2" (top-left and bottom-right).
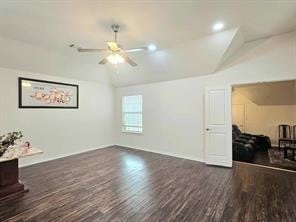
[
  {"x1": 115, "y1": 31, "x2": 296, "y2": 162},
  {"x1": 0, "y1": 67, "x2": 115, "y2": 166},
  {"x1": 232, "y1": 90, "x2": 296, "y2": 145}
]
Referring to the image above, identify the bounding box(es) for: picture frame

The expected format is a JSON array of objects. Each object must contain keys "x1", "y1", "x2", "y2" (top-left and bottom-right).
[{"x1": 18, "y1": 77, "x2": 79, "y2": 109}]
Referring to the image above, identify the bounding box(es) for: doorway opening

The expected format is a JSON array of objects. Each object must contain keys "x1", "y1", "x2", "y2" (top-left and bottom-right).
[{"x1": 232, "y1": 80, "x2": 296, "y2": 171}]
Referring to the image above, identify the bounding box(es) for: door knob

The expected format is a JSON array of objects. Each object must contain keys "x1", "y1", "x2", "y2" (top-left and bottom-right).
[{"x1": 206, "y1": 128, "x2": 211, "y2": 131}]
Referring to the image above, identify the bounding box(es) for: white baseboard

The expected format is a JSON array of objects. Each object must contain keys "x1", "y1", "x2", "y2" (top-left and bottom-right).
[
  {"x1": 20, "y1": 144, "x2": 115, "y2": 168},
  {"x1": 115, "y1": 144, "x2": 205, "y2": 163},
  {"x1": 20, "y1": 144, "x2": 205, "y2": 168}
]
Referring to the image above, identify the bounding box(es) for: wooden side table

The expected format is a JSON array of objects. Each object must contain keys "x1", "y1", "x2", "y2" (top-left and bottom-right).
[{"x1": 0, "y1": 148, "x2": 42, "y2": 200}]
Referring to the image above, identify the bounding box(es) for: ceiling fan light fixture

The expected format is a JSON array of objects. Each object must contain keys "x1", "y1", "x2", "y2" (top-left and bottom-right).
[
  {"x1": 77, "y1": 24, "x2": 139, "y2": 67},
  {"x1": 107, "y1": 54, "x2": 125, "y2": 64}
]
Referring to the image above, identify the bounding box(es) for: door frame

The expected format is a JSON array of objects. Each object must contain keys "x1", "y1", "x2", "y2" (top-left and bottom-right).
[{"x1": 229, "y1": 77, "x2": 296, "y2": 165}]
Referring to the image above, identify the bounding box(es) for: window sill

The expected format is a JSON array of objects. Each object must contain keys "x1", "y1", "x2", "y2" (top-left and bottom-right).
[{"x1": 122, "y1": 131, "x2": 143, "y2": 135}]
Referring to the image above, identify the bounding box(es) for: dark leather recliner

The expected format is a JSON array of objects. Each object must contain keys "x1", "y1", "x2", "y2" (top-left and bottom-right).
[
  {"x1": 233, "y1": 125, "x2": 271, "y2": 150},
  {"x1": 233, "y1": 141, "x2": 254, "y2": 162},
  {"x1": 232, "y1": 124, "x2": 271, "y2": 162},
  {"x1": 232, "y1": 125, "x2": 257, "y2": 151}
]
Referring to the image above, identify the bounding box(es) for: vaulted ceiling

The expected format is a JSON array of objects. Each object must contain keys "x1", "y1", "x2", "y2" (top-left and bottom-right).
[
  {"x1": 0, "y1": 1, "x2": 296, "y2": 86},
  {"x1": 234, "y1": 81, "x2": 296, "y2": 106}
]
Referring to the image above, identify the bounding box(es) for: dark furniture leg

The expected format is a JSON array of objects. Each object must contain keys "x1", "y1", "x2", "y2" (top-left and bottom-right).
[
  {"x1": 0, "y1": 159, "x2": 28, "y2": 200},
  {"x1": 284, "y1": 147, "x2": 288, "y2": 159}
]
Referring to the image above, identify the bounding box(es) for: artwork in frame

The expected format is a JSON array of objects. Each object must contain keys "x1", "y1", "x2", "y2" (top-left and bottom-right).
[{"x1": 18, "y1": 77, "x2": 79, "y2": 109}]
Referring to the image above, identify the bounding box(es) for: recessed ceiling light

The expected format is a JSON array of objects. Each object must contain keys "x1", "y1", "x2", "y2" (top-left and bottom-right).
[
  {"x1": 148, "y1": 44, "x2": 157, "y2": 51},
  {"x1": 212, "y1": 22, "x2": 224, "y2": 31}
]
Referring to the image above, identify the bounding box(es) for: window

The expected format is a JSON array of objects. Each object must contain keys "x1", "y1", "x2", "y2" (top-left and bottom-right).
[{"x1": 122, "y1": 95, "x2": 143, "y2": 133}]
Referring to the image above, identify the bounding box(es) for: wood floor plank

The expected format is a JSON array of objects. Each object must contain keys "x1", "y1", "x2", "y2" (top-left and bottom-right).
[{"x1": 0, "y1": 146, "x2": 296, "y2": 222}]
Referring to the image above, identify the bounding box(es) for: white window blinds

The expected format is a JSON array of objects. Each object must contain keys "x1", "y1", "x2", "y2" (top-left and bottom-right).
[{"x1": 122, "y1": 95, "x2": 143, "y2": 133}]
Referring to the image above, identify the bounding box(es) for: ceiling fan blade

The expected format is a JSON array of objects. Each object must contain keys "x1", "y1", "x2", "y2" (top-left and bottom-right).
[
  {"x1": 107, "y1": 41, "x2": 120, "y2": 51},
  {"x1": 98, "y1": 58, "x2": 108, "y2": 65},
  {"x1": 124, "y1": 47, "x2": 148, "y2": 53},
  {"x1": 77, "y1": 48, "x2": 107, "y2": 52},
  {"x1": 122, "y1": 55, "x2": 137, "y2": 66}
]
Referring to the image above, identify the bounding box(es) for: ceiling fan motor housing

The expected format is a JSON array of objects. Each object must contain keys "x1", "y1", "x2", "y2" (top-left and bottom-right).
[{"x1": 111, "y1": 24, "x2": 120, "y2": 33}]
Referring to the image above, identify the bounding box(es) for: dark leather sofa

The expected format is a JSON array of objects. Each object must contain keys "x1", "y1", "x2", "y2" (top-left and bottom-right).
[{"x1": 232, "y1": 125, "x2": 271, "y2": 162}]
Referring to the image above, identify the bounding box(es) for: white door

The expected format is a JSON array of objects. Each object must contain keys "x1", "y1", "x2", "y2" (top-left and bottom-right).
[
  {"x1": 232, "y1": 104, "x2": 245, "y2": 132},
  {"x1": 205, "y1": 86, "x2": 232, "y2": 167}
]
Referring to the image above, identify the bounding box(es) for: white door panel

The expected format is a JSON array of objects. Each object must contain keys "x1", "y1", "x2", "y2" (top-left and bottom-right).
[
  {"x1": 205, "y1": 86, "x2": 232, "y2": 167},
  {"x1": 208, "y1": 133, "x2": 226, "y2": 156},
  {"x1": 209, "y1": 91, "x2": 225, "y2": 125}
]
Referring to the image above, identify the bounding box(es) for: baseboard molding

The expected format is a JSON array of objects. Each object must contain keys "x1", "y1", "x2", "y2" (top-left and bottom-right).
[
  {"x1": 233, "y1": 160, "x2": 296, "y2": 173},
  {"x1": 20, "y1": 144, "x2": 205, "y2": 168},
  {"x1": 20, "y1": 144, "x2": 115, "y2": 168},
  {"x1": 115, "y1": 144, "x2": 205, "y2": 163}
]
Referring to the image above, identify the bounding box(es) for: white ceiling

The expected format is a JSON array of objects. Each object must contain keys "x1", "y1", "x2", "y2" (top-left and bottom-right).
[
  {"x1": 108, "y1": 28, "x2": 244, "y2": 86},
  {"x1": 234, "y1": 80, "x2": 296, "y2": 105},
  {"x1": 1, "y1": 1, "x2": 295, "y2": 52},
  {"x1": 0, "y1": 1, "x2": 296, "y2": 86}
]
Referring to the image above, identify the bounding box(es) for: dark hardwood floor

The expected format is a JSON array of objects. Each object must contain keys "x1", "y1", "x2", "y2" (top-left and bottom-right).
[
  {"x1": 252, "y1": 150, "x2": 271, "y2": 167},
  {"x1": 1, "y1": 146, "x2": 296, "y2": 222}
]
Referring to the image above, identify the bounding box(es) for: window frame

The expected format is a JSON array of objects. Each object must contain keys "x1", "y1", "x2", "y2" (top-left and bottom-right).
[{"x1": 121, "y1": 95, "x2": 143, "y2": 134}]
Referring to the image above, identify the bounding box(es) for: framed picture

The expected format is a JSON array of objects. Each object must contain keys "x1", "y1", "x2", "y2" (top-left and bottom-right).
[{"x1": 18, "y1": 77, "x2": 79, "y2": 109}]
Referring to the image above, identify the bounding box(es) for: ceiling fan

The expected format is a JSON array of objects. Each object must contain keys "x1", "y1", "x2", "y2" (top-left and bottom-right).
[{"x1": 76, "y1": 24, "x2": 149, "y2": 66}]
